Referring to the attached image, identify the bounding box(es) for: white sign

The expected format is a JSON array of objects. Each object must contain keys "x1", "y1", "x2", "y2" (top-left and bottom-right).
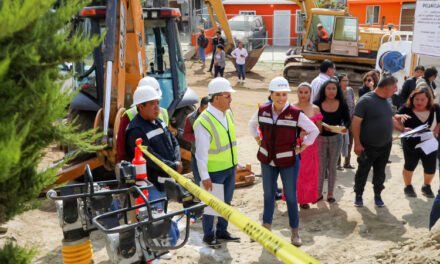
[{"x1": 412, "y1": 0, "x2": 440, "y2": 57}]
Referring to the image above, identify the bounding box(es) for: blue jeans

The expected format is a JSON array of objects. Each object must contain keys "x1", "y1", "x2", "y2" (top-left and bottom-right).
[
  {"x1": 191, "y1": 153, "x2": 201, "y2": 186},
  {"x1": 236, "y1": 64, "x2": 245, "y2": 80},
  {"x1": 430, "y1": 190, "x2": 440, "y2": 230},
  {"x1": 148, "y1": 186, "x2": 179, "y2": 246},
  {"x1": 202, "y1": 166, "x2": 236, "y2": 237},
  {"x1": 261, "y1": 156, "x2": 300, "y2": 229},
  {"x1": 198, "y1": 47, "x2": 205, "y2": 63}
]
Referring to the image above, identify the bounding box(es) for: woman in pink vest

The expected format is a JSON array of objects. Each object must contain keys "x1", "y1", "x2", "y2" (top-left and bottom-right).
[
  {"x1": 248, "y1": 77, "x2": 319, "y2": 246},
  {"x1": 294, "y1": 82, "x2": 323, "y2": 209}
]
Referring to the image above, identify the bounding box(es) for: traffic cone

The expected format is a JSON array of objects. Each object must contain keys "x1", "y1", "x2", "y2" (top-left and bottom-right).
[{"x1": 133, "y1": 138, "x2": 148, "y2": 206}]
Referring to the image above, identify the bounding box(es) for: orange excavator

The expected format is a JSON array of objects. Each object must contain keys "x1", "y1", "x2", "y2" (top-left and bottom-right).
[{"x1": 58, "y1": 0, "x2": 255, "y2": 188}]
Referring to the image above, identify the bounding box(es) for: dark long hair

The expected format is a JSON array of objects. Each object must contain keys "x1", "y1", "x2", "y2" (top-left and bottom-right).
[{"x1": 314, "y1": 79, "x2": 347, "y2": 106}]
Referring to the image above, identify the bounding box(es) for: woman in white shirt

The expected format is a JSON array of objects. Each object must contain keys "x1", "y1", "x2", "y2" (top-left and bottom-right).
[{"x1": 231, "y1": 41, "x2": 248, "y2": 83}]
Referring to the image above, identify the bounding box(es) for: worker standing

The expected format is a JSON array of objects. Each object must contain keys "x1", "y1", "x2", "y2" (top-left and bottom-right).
[
  {"x1": 125, "y1": 85, "x2": 183, "y2": 198},
  {"x1": 231, "y1": 41, "x2": 248, "y2": 83},
  {"x1": 194, "y1": 77, "x2": 240, "y2": 247},
  {"x1": 248, "y1": 77, "x2": 319, "y2": 247},
  {"x1": 124, "y1": 85, "x2": 181, "y2": 258},
  {"x1": 116, "y1": 76, "x2": 169, "y2": 162}
]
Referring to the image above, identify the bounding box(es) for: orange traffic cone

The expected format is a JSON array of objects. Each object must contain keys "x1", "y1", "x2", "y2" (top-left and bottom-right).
[{"x1": 133, "y1": 138, "x2": 148, "y2": 206}]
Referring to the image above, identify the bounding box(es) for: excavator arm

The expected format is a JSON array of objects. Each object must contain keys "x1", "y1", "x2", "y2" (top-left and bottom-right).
[{"x1": 204, "y1": 0, "x2": 234, "y2": 53}]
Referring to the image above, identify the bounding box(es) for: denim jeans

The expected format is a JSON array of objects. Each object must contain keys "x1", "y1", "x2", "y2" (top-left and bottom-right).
[
  {"x1": 198, "y1": 47, "x2": 205, "y2": 63},
  {"x1": 202, "y1": 166, "x2": 236, "y2": 237},
  {"x1": 236, "y1": 64, "x2": 245, "y2": 80},
  {"x1": 261, "y1": 156, "x2": 300, "y2": 229},
  {"x1": 148, "y1": 186, "x2": 179, "y2": 246},
  {"x1": 191, "y1": 153, "x2": 201, "y2": 186},
  {"x1": 430, "y1": 190, "x2": 440, "y2": 230}
]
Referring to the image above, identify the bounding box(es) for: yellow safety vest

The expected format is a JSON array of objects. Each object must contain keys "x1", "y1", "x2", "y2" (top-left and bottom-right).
[
  {"x1": 125, "y1": 106, "x2": 169, "y2": 125},
  {"x1": 193, "y1": 110, "x2": 238, "y2": 172}
]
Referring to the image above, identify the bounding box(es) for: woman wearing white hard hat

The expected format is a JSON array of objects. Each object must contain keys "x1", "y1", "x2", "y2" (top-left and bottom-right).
[
  {"x1": 248, "y1": 77, "x2": 319, "y2": 246},
  {"x1": 194, "y1": 77, "x2": 240, "y2": 247}
]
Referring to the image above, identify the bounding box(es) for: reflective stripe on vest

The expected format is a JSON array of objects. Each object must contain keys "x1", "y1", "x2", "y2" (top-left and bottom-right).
[
  {"x1": 194, "y1": 110, "x2": 238, "y2": 172},
  {"x1": 159, "y1": 108, "x2": 169, "y2": 126},
  {"x1": 125, "y1": 106, "x2": 169, "y2": 126}
]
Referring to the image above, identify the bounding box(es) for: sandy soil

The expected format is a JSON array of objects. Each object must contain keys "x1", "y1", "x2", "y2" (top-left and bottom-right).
[{"x1": 1, "y1": 60, "x2": 440, "y2": 264}]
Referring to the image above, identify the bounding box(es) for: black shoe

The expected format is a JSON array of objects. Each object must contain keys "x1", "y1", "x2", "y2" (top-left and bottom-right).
[
  {"x1": 203, "y1": 235, "x2": 222, "y2": 248},
  {"x1": 374, "y1": 195, "x2": 385, "y2": 207},
  {"x1": 421, "y1": 184, "x2": 435, "y2": 198},
  {"x1": 404, "y1": 185, "x2": 417, "y2": 197},
  {"x1": 216, "y1": 231, "x2": 240, "y2": 242},
  {"x1": 354, "y1": 195, "x2": 363, "y2": 207}
]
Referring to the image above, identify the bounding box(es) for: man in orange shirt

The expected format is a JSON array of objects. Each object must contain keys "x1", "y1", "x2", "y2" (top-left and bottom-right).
[{"x1": 317, "y1": 23, "x2": 330, "y2": 43}]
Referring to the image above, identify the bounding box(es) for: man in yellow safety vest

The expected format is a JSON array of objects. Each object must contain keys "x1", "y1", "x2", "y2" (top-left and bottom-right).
[
  {"x1": 193, "y1": 77, "x2": 240, "y2": 248},
  {"x1": 125, "y1": 76, "x2": 169, "y2": 125}
]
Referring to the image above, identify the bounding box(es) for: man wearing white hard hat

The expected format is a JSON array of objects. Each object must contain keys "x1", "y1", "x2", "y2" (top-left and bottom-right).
[
  {"x1": 125, "y1": 85, "x2": 183, "y2": 197},
  {"x1": 125, "y1": 76, "x2": 169, "y2": 125},
  {"x1": 193, "y1": 77, "x2": 240, "y2": 247},
  {"x1": 248, "y1": 77, "x2": 319, "y2": 247}
]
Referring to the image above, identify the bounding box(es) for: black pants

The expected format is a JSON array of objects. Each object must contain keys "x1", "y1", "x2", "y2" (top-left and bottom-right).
[
  {"x1": 208, "y1": 49, "x2": 216, "y2": 72},
  {"x1": 354, "y1": 142, "x2": 392, "y2": 196},
  {"x1": 214, "y1": 66, "x2": 224, "y2": 77}
]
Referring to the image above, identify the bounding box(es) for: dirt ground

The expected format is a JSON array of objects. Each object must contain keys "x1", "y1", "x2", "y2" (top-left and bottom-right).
[{"x1": 1, "y1": 60, "x2": 440, "y2": 264}]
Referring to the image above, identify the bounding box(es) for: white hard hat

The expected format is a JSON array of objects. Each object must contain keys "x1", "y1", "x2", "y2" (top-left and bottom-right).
[
  {"x1": 317, "y1": 23, "x2": 323, "y2": 28},
  {"x1": 269, "y1": 77, "x2": 291, "y2": 92},
  {"x1": 207, "y1": 77, "x2": 236, "y2": 95},
  {"x1": 138, "y1": 76, "x2": 162, "y2": 97},
  {"x1": 131, "y1": 85, "x2": 161, "y2": 107}
]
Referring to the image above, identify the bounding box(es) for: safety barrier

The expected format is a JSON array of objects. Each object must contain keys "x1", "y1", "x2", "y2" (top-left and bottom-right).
[{"x1": 139, "y1": 144, "x2": 319, "y2": 264}]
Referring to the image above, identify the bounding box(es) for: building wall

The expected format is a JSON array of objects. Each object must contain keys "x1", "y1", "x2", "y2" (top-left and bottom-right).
[
  {"x1": 223, "y1": 4, "x2": 300, "y2": 45},
  {"x1": 347, "y1": 0, "x2": 416, "y2": 30}
]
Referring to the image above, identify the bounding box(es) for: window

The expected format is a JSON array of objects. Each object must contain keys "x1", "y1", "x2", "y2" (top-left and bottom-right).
[
  {"x1": 239, "y1": 10, "x2": 256, "y2": 16},
  {"x1": 366, "y1": 6, "x2": 380, "y2": 24},
  {"x1": 296, "y1": 10, "x2": 304, "y2": 33},
  {"x1": 334, "y1": 17, "x2": 358, "y2": 42}
]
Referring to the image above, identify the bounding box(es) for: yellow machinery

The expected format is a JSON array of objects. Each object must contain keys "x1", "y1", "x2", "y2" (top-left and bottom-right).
[{"x1": 283, "y1": 0, "x2": 397, "y2": 85}]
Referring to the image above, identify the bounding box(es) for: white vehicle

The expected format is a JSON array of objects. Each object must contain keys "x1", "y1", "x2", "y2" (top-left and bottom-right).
[{"x1": 376, "y1": 31, "x2": 440, "y2": 94}]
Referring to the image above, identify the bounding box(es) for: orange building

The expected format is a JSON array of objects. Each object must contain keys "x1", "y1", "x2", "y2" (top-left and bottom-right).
[
  {"x1": 222, "y1": 0, "x2": 301, "y2": 46},
  {"x1": 347, "y1": 0, "x2": 416, "y2": 31}
]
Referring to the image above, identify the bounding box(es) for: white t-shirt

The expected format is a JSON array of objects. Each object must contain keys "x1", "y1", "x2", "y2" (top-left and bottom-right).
[{"x1": 231, "y1": 47, "x2": 248, "y2": 65}]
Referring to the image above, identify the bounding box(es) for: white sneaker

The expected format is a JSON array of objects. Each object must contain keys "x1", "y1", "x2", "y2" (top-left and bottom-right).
[{"x1": 160, "y1": 252, "x2": 172, "y2": 260}]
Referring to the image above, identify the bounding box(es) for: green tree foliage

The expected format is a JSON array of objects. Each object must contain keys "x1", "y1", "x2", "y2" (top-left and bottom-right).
[
  {"x1": 0, "y1": 0, "x2": 101, "y2": 224},
  {"x1": 0, "y1": 240, "x2": 37, "y2": 264}
]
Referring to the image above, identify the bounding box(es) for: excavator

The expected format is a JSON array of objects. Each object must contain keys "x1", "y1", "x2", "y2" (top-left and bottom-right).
[
  {"x1": 283, "y1": 0, "x2": 397, "y2": 86},
  {"x1": 58, "y1": 0, "x2": 255, "y2": 188},
  {"x1": 202, "y1": 0, "x2": 266, "y2": 72}
]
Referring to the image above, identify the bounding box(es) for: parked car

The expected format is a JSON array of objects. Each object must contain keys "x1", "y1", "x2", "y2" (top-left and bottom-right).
[{"x1": 227, "y1": 15, "x2": 267, "y2": 50}]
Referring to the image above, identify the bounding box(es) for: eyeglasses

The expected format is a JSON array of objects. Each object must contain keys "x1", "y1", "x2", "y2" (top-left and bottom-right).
[
  {"x1": 366, "y1": 79, "x2": 373, "y2": 82},
  {"x1": 341, "y1": 79, "x2": 349, "y2": 82}
]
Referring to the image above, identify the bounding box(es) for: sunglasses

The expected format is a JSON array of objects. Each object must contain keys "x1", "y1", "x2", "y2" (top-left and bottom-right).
[{"x1": 366, "y1": 79, "x2": 373, "y2": 82}]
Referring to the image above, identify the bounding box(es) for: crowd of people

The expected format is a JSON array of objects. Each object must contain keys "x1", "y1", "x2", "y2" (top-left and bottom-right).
[
  {"x1": 197, "y1": 29, "x2": 248, "y2": 82},
  {"x1": 123, "y1": 56, "x2": 440, "y2": 253}
]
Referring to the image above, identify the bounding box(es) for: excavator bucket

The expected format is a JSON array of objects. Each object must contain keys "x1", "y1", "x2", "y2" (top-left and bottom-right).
[{"x1": 228, "y1": 45, "x2": 266, "y2": 72}]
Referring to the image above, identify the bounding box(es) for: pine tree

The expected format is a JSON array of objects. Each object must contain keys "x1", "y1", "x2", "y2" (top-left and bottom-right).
[{"x1": 0, "y1": 0, "x2": 101, "y2": 225}]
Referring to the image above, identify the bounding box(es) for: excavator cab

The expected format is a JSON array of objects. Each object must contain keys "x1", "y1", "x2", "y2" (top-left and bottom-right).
[
  {"x1": 142, "y1": 8, "x2": 195, "y2": 119},
  {"x1": 304, "y1": 13, "x2": 359, "y2": 57}
]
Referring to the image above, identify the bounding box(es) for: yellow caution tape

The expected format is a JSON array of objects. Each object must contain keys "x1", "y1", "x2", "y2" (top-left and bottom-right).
[{"x1": 139, "y1": 145, "x2": 319, "y2": 264}]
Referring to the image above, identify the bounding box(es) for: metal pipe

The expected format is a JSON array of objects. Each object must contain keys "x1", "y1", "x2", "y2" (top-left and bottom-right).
[{"x1": 103, "y1": 61, "x2": 113, "y2": 138}]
